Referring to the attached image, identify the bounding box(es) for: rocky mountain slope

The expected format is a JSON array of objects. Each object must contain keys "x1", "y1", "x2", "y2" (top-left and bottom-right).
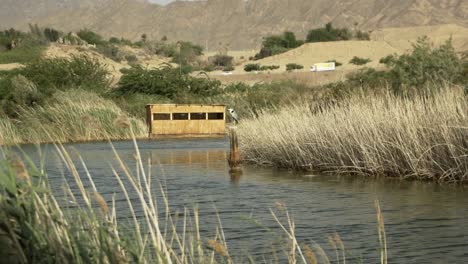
[{"x1": 1, "y1": 0, "x2": 467, "y2": 49}]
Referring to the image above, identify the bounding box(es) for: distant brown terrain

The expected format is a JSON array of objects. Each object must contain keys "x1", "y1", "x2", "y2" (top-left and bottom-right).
[{"x1": 1, "y1": 0, "x2": 467, "y2": 49}]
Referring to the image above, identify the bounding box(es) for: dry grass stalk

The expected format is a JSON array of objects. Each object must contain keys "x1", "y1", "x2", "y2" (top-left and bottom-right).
[{"x1": 238, "y1": 87, "x2": 468, "y2": 183}]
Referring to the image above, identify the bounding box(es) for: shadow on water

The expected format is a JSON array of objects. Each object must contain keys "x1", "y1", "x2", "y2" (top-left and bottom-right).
[{"x1": 4, "y1": 138, "x2": 468, "y2": 263}]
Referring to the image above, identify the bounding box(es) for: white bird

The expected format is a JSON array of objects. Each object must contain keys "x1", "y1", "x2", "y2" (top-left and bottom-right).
[{"x1": 228, "y1": 108, "x2": 239, "y2": 124}]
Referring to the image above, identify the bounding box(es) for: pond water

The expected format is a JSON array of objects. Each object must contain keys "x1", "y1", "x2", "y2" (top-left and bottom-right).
[{"x1": 14, "y1": 138, "x2": 468, "y2": 263}]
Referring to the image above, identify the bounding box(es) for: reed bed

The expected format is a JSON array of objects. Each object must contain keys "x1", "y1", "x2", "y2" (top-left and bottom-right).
[
  {"x1": 0, "y1": 133, "x2": 388, "y2": 263},
  {"x1": 0, "y1": 89, "x2": 147, "y2": 145},
  {"x1": 238, "y1": 87, "x2": 468, "y2": 183}
]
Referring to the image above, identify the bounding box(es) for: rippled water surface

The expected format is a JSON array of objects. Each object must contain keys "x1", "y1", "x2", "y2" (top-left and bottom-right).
[{"x1": 16, "y1": 138, "x2": 468, "y2": 263}]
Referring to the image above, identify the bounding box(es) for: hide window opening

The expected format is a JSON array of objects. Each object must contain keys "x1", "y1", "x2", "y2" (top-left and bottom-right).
[
  {"x1": 190, "y1": 112, "x2": 206, "y2": 120},
  {"x1": 153, "y1": 113, "x2": 171, "y2": 120},
  {"x1": 208, "y1": 112, "x2": 224, "y2": 120},
  {"x1": 173, "y1": 113, "x2": 189, "y2": 120}
]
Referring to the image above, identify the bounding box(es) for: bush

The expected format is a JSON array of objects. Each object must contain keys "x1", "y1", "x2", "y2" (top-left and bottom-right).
[
  {"x1": 355, "y1": 30, "x2": 371, "y2": 40},
  {"x1": 350, "y1": 56, "x2": 371, "y2": 65},
  {"x1": 109, "y1": 37, "x2": 133, "y2": 46},
  {"x1": 244, "y1": 63, "x2": 261, "y2": 72},
  {"x1": 259, "y1": 65, "x2": 280, "y2": 71},
  {"x1": 111, "y1": 92, "x2": 170, "y2": 119},
  {"x1": 286, "y1": 63, "x2": 304, "y2": 71},
  {"x1": 77, "y1": 29, "x2": 105, "y2": 45},
  {"x1": 62, "y1": 32, "x2": 85, "y2": 45},
  {"x1": 346, "y1": 38, "x2": 467, "y2": 95},
  {"x1": 219, "y1": 80, "x2": 312, "y2": 117},
  {"x1": 379, "y1": 55, "x2": 396, "y2": 65},
  {"x1": 43, "y1": 27, "x2": 61, "y2": 42},
  {"x1": 210, "y1": 54, "x2": 234, "y2": 67},
  {"x1": 383, "y1": 37, "x2": 465, "y2": 93},
  {"x1": 96, "y1": 44, "x2": 123, "y2": 62},
  {"x1": 125, "y1": 54, "x2": 138, "y2": 64},
  {"x1": 326, "y1": 60, "x2": 343, "y2": 67},
  {"x1": 115, "y1": 65, "x2": 222, "y2": 99},
  {"x1": 202, "y1": 64, "x2": 215, "y2": 72},
  {"x1": 171, "y1": 41, "x2": 204, "y2": 66},
  {"x1": 254, "y1": 31, "x2": 303, "y2": 60},
  {"x1": 0, "y1": 75, "x2": 44, "y2": 117},
  {"x1": 306, "y1": 23, "x2": 352, "y2": 43},
  {"x1": 223, "y1": 66, "x2": 235, "y2": 72},
  {"x1": 18, "y1": 55, "x2": 110, "y2": 93}
]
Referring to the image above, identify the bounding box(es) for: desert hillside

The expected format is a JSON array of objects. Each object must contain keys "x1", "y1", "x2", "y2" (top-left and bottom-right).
[
  {"x1": 1, "y1": 0, "x2": 467, "y2": 49},
  {"x1": 206, "y1": 24, "x2": 468, "y2": 83}
]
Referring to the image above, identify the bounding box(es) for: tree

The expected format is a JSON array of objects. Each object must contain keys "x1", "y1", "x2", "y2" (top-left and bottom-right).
[
  {"x1": 77, "y1": 29, "x2": 104, "y2": 45},
  {"x1": 306, "y1": 23, "x2": 352, "y2": 43},
  {"x1": 44, "y1": 28, "x2": 60, "y2": 42}
]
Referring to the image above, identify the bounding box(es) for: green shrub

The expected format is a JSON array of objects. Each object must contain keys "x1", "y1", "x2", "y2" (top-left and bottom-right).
[
  {"x1": 244, "y1": 63, "x2": 261, "y2": 72},
  {"x1": 355, "y1": 30, "x2": 371, "y2": 40},
  {"x1": 346, "y1": 68, "x2": 390, "y2": 88},
  {"x1": 0, "y1": 75, "x2": 44, "y2": 117},
  {"x1": 350, "y1": 56, "x2": 371, "y2": 65},
  {"x1": 77, "y1": 29, "x2": 105, "y2": 45},
  {"x1": 110, "y1": 92, "x2": 170, "y2": 119},
  {"x1": 63, "y1": 32, "x2": 85, "y2": 45},
  {"x1": 171, "y1": 41, "x2": 204, "y2": 66},
  {"x1": 19, "y1": 55, "x2": 110, "y2": 93},
  {"x1": 0, "y1": 28, "x2": 23, "y2": 49},
  {"x1": 383, "y1": 37, "x2": 464, "y2": 90},
  {"x1": 286, "y1": 63, "x2": 304, "y2": 71},
  {"x1": 202, "y1": 64, "x2": 215, "y2": 72},
  {"x1": 326, "y1": 60, "x2": 343, "y2": 67},
  {"x1": 346, "y1": 38, "x2": 467, "y2": 95},
  {"x1": 43, "y1": 27, "x2": 61, "y2": 42},
  {"x1": 96, "y1": 44, "x2": 123, "y2": 62},
  {"x1": 125, "y1": 54, "x2": 138, "y2": 64},
  {"x1": 223, "y1": 66, "x2": 235, "y2": 72},
  {"x1": 254, "y1": 31, "x2": 303, "y2": 60},
  {"x1": 259, "y1": 65, "x2": 280, "y2": 71},
  {"x1": 115, "y1": 65, "x2": 222, "y2": 99},
  {"x1": 379, "y1": 55, "x2": 396, "y2": 65},
  {"x1": 306, "y1": 23, "x2": 352, "y2": 43},
  {"x1": 210, "y1": 54, "x2": 234, "y2": 67}
]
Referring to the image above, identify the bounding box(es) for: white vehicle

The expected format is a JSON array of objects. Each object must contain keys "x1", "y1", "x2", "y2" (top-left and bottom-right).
[{"x1": 310, "y1": 62, "x2": 336, "y2": 72}]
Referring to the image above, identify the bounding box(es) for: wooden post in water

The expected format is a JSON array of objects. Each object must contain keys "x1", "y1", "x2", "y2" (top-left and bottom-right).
[{"x1": 228, "y1": 127, "x2": 242, "y2": 175}]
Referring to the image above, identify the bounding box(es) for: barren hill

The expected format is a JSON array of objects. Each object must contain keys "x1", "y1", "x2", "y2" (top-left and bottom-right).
[{"x1": 1, "y1": 0, "x2": 467, "y2": 49}]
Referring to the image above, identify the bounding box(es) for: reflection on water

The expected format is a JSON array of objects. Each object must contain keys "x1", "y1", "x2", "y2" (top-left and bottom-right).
[{"x1": 9, "y1": 138, "x2": 468, "y2": 263}]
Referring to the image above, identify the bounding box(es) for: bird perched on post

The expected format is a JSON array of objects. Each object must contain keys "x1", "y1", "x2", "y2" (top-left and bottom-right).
[{"x1": 228, "y1": 108, "x2": 239, "y2": 124}]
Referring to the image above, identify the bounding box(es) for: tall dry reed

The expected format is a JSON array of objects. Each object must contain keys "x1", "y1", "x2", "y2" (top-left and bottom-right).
[
  {"x1": 0, "y1": 89, "x2": 147, "y2": 145},
  {"x1": 238, "y1": 87, "x2": 468, "y2": 183}
]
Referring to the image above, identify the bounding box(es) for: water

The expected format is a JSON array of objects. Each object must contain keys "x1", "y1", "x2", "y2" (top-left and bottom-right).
[{"x1": 11, "y1": 138, "x2": 468, "y2": 263}]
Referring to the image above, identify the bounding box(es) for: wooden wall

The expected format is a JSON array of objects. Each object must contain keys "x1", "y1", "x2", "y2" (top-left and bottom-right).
[{"x1": 147, "y1": 104, "x2": 226, "y2": 136}]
